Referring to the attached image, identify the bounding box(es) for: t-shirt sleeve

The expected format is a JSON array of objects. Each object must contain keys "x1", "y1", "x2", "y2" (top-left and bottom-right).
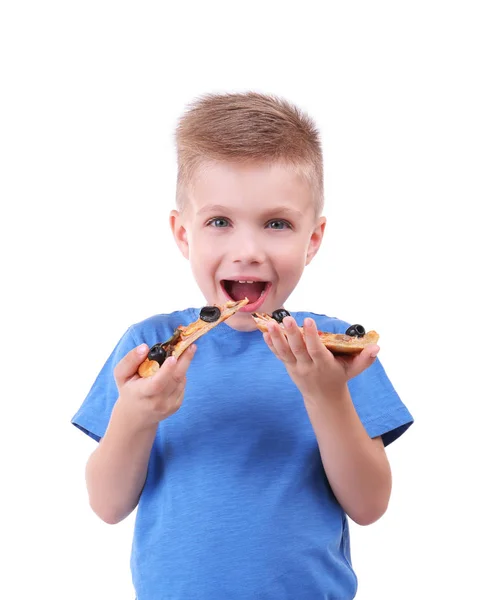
[
  {"x1": 71, "y1": 326, "x2": 141, "y2": 442},
  {"x1": 348, "y1": 356, "x2": 414, "y2": 446},
  {"x1": 308, "y1": 313, "x2": 414, "y2": 447},
  {"x1": 297, "y1": 313, "x2": 413, "y2": 446}
]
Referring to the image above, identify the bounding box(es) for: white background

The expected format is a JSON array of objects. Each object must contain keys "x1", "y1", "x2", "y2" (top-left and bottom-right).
[{"x1": 1, "y1": 1, "x2": 499, "y2": 598}]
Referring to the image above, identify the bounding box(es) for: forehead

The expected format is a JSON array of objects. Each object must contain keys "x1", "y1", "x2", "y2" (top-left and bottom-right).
[{"x1": 187, "y1": 160, "x2": 315, "y2": 216}]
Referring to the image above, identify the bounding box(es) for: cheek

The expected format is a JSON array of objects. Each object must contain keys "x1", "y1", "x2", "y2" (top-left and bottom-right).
[
  {"x1": 273, "y1": 237, "x2": 310, "y2": 265},
  {"x1": 189, "y1": 238, "x2": 220, "y2": 271},
  {"x1": 274, "y1": 251, "x2": 306, "y2": 283}
]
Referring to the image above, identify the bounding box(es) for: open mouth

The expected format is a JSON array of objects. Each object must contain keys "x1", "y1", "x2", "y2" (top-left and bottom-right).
[{"x1": 221, "y1": 279, "x2": 271, "y2": 310}]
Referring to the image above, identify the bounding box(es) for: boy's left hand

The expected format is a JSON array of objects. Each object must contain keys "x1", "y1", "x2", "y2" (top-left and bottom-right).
[{"x1": 263, "y1": 316, "x2": 380, "y2": 404}]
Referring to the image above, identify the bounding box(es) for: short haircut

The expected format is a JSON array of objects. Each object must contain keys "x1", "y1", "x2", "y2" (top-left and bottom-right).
[{"x1": 175, "y1": 92, "x2": 324, "y2": 216}]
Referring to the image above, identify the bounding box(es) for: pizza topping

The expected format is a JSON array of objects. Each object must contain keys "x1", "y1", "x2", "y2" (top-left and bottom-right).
[
  {"x1": 147, "y1": 329, "x2": 181, "y2": 364},
  {"x1": 167, "y1": 329, "x2": 182, "y2": 346},
  {"x1": 147, "y1": 343, "x2": 167, "y2": 366},
  {"x1": 271, "y1": 308, "x2": 290, "y2": 323},
  {"x1": 223, "y1": 280, "x2": 266, "y2": 303},
  {"x1": 345, "y1": 324, "x2": 366, "y2": 337},
  {"x1": 200, "y1": 306, "x2": 222, "y2": 323}
]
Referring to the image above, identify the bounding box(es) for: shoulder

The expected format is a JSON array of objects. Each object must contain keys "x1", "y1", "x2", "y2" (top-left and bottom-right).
[
  {"x1": 133, "y1": 306, "x2": 200, "y2": 328},
  {"x1": 127, "y1": 307, "x2": 200, "y2": 345}
]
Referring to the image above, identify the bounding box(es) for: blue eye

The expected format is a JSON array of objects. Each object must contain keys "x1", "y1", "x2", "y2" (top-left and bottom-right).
[
  {"x1": 208, "y1": 217, "x2": 230, "y2": 228},
  {"x1": 266, "y1": 220, "x2": 291, "y2": 230}
]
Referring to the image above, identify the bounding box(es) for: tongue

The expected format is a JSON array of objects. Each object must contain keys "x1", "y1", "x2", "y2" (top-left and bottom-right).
[{"x1": 226, "y1": 281, "x2": 265, "y2": 303}]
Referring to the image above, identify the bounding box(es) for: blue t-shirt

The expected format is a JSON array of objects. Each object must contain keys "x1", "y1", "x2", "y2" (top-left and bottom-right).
[{"x1": 72, "y1": 309, "x2": 413, "y2": 600}]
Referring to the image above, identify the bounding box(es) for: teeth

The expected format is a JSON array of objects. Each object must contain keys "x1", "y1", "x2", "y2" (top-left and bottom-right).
[{"x1": 237, "y1": 280, "x2": 255, "y2": 284}]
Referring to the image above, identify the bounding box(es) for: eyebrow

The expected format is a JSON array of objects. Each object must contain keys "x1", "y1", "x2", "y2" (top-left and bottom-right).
[
  {"x1": 196, "y1": 204, "x2": 303, "y2": 219},
  {"x1": 196, "y1": 204, "x2": 231, "y2": 216}
]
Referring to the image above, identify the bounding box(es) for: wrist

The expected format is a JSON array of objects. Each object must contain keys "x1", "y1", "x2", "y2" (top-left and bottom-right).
[
  {"x1": 113, "y1": 396, "x2": 160, "y2": 437},
  {"x1": 303, "y1": 383, "x2": 351, "y2": 411}
]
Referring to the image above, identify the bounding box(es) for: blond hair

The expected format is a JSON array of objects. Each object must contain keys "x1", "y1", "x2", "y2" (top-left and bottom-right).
[{"x1": 175, "y1": 92, "x2": 324, "y2": 216}]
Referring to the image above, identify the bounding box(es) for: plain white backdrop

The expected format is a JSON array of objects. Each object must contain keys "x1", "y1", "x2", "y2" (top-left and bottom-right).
[{"x1": 1, "y1": 1, "x2": 499, "y2": 598}]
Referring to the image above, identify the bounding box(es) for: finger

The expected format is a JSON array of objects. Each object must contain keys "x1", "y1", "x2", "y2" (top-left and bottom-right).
[
  {"x1": 267, "y1": 321, "x2": 296, "y2": 363},
  {"x1": 174, "y1": 388, "x2": 185, "y2": 410},
  {"x1": 154, "y1": 343, "x2": 197, "y2": 388},
  {"x1": 282, "y1": 317, "x2": 312, "y2": 362},
  {"x1": 302, "y1": 318, "x2": 329, "y2": 361},
  {"x1": 114, "y1": 344, "x2": 149, "y2": 386},
  {"x1": 171, "y1": 344, "x2": 198, "y2": 384},
  {"x1": 263, "y1": 332, "x2": 279, "y2": 357},
  {"x1": 346, "y1": 345, "x2": 380, "y2": 379}
]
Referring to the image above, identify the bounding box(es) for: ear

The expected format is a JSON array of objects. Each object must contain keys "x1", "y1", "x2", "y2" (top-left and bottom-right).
[
  {"x1": 305, "y1": 216, "x2": 326, "y2": 265},
  {"x1": 170, "y1": 209, "x2": 190, "y2": 260}
]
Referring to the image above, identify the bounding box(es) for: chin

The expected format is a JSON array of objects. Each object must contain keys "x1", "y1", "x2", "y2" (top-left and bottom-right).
[{"x1": 225, "y1": 312, "x2": 259, "y2": 331}]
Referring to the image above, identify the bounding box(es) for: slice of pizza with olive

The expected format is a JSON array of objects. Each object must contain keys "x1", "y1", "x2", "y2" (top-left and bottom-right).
[
  {"x1": 138, "y1": 298, "x2": 249, "y2": 377},
  {"x1": 252, "y1": 309, "x2": 379, "y2": 354}
]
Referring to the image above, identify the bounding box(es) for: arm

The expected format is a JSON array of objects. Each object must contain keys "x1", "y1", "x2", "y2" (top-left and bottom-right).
[
  {"x1": 304, "y1": 388, "x2": 391, "y2": 525},
  {"x1": 264, "y1": 317, "x2": 391, "y2": 525},
  {"x1": 85, "y1": 342, "x2": 197, "y2": 524},
  {"x1": 85, "y1": 402, "x2": 158, "y2": 524}
]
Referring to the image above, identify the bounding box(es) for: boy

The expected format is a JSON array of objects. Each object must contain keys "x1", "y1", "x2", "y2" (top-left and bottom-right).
[{"x1": 72, "y1": 92, "x2": 413, "y2": 599}]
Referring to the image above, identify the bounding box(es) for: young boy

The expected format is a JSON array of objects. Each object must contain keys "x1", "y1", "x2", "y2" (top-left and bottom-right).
[{"x1": 72, "y1": 92, "x2": 413, "y2": 599}]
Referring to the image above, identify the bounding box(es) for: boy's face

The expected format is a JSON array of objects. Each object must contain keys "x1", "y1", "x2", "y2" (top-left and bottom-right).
[{"x1": 170, "y1": 161, "x2": 326, "y2": 331}]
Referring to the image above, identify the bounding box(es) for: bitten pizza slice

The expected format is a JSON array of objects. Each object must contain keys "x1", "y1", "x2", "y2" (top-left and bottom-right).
[
  {"x1": 252, "y1": 309, "x2": 379, "y2": 354},
  {"x1": 138, "y1": 298, "x2": 249, "y2": 377}
]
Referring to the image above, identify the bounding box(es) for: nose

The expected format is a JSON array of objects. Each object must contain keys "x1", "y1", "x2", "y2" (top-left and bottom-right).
[{"x1": 231, "y1": 231, "x2": 265, "y2": 265}]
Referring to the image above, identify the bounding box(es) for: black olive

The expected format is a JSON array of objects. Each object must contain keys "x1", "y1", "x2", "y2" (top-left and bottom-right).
[
  {"x1": 200, "y1": 305, "x2": 221, "y2": 323},
  {"x1": 148, "y1": 343, "x2": 167, "y2": 365},
  {"x1": 345, "y1": 324, "x2": 366, "y2": 337},
  {"x1": 165, "y1": 329, "x2": 181, "y2": 347},
  {"x1": 272, "y1": 308, "x2": 291, "y2": 323}
]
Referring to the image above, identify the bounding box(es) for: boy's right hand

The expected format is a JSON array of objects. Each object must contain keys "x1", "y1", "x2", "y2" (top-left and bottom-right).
[{"x1": 113, "y1": 343, "x2": 197, "y2": 429}]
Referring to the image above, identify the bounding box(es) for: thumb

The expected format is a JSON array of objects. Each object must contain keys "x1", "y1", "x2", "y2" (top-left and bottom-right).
[
  {"x1": 347, "y1": 345, "x2": 380, "y2": 379},
  {"x1": 114, "y1": 344, "x2": 149, "y2": 386}
]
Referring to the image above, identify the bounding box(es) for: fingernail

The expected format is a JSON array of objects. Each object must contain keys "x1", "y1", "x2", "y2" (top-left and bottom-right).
[
  {"x1": 189, "y1": 344, "x2": 197, "y2": 354},
  {"x1": 137, "y1": 344, "x2": 148, "y2": 355},
  {"x1": 370, "y1": 347, "x2": 380, "y2": 358},
  {"x1": 166, "y1": 356, "x2": 177, "y2": 365}
]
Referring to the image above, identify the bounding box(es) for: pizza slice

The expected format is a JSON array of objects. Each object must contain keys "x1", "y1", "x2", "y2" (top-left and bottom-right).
[
  {"x1": 138, "y1": 298, "x2": 249, "y2": 377},
  {"x1": 252, "y1": 310, "x2": 379, "y2": 354}
]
